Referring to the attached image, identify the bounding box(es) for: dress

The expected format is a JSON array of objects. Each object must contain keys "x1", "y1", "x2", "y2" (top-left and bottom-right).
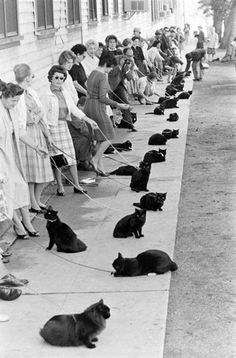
[
  {"x1": 49, "y1": 88, "x2": 76, "y2": 166},
  {"x1": 20, "y1": 89, "x2": 54, "y2": 183},
  {"x1": 69, "y1": 63, "x2": 87, "y2": 98},
  {"x1": 84, "y1": 70, "x2": 118, "y2": 142},
  {"x1": 0, "y1": 100, "x2": 29, "y2": 218}
]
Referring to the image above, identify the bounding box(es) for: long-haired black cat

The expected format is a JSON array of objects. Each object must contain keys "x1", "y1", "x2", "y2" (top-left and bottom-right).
[
  {"x1": 143, "y1": 149, "x2": 166, "y2": 163},
  {"x1": 130, "y1": 161, "x2": 151, "y2": 192},
  {"x1": 133, "y1": 192, "x2": 167, "y2": 211},
  {"x1": 112, "y1": 250, "x2": 178, "y2": 276},
  {"x1": 113, "y1": 208, "x2": 146, "y2": 239},
  {"x1": 40, "y1": 299, "x2": 110, "y2": 348},
  {"x1": 109, "y1": 165, "x2": 137, "y2": 176},
  {"x1": 148, "y1": 133, "x2": 167, "y2": 145},
  {"x1": 44, "y1": 206, "x2": 87, "y2": 253}
]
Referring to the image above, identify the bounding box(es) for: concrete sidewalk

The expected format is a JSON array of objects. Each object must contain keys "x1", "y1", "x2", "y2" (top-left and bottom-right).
[{"x1": 0, "y1": 75, "x2": 192, "y2": 358}]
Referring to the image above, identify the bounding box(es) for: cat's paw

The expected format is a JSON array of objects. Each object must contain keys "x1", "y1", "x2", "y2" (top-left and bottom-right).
[{"x1": 86, "y1": 343, "x2": 96, "y2": 349}]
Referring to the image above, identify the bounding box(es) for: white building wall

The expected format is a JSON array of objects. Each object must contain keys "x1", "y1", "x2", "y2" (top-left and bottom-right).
[{"x1": 0, "y1": 0, "x2": 184, "y2": 95}]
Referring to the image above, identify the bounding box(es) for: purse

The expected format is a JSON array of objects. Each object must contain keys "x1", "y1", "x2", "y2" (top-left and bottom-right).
[{"x1": 50, "y1": 154, "x2": 68, "y2": 168}]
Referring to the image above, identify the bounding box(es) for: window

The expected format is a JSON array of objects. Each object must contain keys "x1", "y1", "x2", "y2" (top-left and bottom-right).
[
  {"x1": 151, "y1": 0, "x2": 159, "y2": 21},
  {"x1": 0, "y1": 0, "x2": 18, "y2": 39},
  {"x1": 36, "y1": 0, "x2": 54, "y2": 30},
  {"x1": 102, "y1": 0, "x2": 109, "y2": 16},
  {"x1": 68, "y1": 0, "x2": 81, "y2": 25},
  {"x1": 88, "y1": 0, "x2": 97, "y2": 21},
  {"x1": 113, "y1": 0, "x2": 118, "y2": 14}
]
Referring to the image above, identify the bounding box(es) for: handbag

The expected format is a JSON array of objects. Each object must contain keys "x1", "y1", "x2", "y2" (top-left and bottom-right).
[{"x1": 50, "y1": 154, "x2": 68, "y2": 168}]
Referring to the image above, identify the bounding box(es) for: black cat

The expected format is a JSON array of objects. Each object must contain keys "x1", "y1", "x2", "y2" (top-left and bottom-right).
[
  {"x1": 44, "y1": 206, "x2": 87, "y2": 253},
  {"x1": 162, "y1": 129, "x2": 179, "y2": 139},
  {"x1": 133, "y1": 192, "x2": 167, "y2": 211},
  {"x1": 161, "y1": 98, "x2": 179, "y2": 109},
  {"x1": 130, "y1": 161, "x2": 151, "y2": 192},
  {"x1": 112, "y1": 250, "x2": 178, "y2": 276},
  {"x1": 109, "y1": 165, "x2": 137, "y2": 176},
  {"x1": 131, "y1": 112, "x2": 137, "y2": 124},
  {"x1": 104, "y1": 140, "x2": 132, "y2": 154},
  {"x1": 146, "y1": 106, "x2": 165, "y2": 115},
  {"x1": 113, "y1": 208, "x2": 146, "y2": 238},
  {"x1": 143, "y1": 149, "x2": 166, "y2": 163},
  {"x1": 157, "y1": 96, "x2": 170, "y2": 104},
  {"x1": 172, "y1": 83, "x2": 184, "y2": 92},
  {"x1": 167, "y1": 113, "x2": 179, "y2": 122},
  {"x1": 165, "y1": 85, "x2": 178, "y2": 96},
  {"x1": 40, "y1": 299, "x2": 110, "y2": 348},
  {"x1": 177, "y1": 91, "x2": 192, "y2": 100},
  {"x1": 148, "y1": 133, "x2": 167, "y2": 145}
]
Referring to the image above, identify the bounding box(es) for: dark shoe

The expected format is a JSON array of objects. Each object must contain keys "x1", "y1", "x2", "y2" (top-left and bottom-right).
[
  {"x1": 0, "y1": 287, "x2": 22, "y2": 301},
  {"x1": 16, "y1": 234, "x2": 30, "y2": 240},
  {"x1": 21, "y1": 222, "x2": 40, "y2": 237},
  {"x1": 29, "y1": 208, "x2": 43, "y2": 214},
  {"x1": 56, "y1": 189, "x2": 64, "y2": 196},
  {"x1": 73, "y1": 187, "x2": 87, "y2": 194},
  {"x1": 97, "y1": 170, "x2": 110, "y2": 177}
]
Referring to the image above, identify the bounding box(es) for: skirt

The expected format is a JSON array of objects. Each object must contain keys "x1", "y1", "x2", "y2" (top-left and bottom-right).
[
  {"x1": 49, "y1": 120, "x2": 76, "y2": 166},
  {"x1": 20, "y1": 123, "x2": 54, "y2": 183}
]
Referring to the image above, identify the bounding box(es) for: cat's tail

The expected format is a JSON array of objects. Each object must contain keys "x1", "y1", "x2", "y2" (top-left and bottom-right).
[
  {"x1": 170, "y1": 261, "x2": 178, "y2": 271},
  {"x1": 133, "y1": 202, "x2": 141, "y2": 208}
]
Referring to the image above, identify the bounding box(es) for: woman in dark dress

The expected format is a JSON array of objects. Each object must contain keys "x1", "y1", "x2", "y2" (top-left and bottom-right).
[
  {"x1": 131, "y1": 36, "x2": 148, "y2": 77},
  {"x1": 69, "y1": 44, "x2": 87, "y2": 98},
  {"x1": 84, "y1": 53, "x2": 130, "y2": 176}
]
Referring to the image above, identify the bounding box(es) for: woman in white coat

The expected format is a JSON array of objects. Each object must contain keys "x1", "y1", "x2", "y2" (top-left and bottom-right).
[
  {"x1": 41, "y1": 65, "x2": 98, "y2": 195},
  {"x1": 0, "y1": 81, "x2": 47, "y2": 239}
]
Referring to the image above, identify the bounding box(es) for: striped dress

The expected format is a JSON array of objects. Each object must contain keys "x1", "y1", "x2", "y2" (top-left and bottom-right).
[{"x1": 20, "y1": 90, "x2": 54, "y2": 183}]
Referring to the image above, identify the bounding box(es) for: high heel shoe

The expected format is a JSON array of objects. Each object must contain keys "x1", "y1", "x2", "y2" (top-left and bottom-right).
[
  {"x1": 13, "y1": 225, "x2": 29, "y2": 240},
  {"x1": 73, "y1": 187, "x2": 87, "y2": 194},
  {"x1": 56, "y1": 189, "x2": 64, "y2": 196},
  {"x1": 21, "y1": 222, "x2": 40, "y2": 237},
  {"x1": 29, "y1": 207, "x2": 43, "y2": 214}
]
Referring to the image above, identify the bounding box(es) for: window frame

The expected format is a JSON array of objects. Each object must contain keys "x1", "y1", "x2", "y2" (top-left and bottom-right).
[
  {"x1": 113, "y1": 0, "x2": 119, "y2": 15},
  {"x1": 102, "y1": 0, "x2": 109, "y2": 17},
  {"x1": 67, "y1": 0, "x2": 81, "y2": 26},
  {"x1": 88, "y1": 0, "x2": 97, "y2": 22},
  {"x1": 36, "y1": 0, "x2": 54, "y2": 32},
  {"x1": 0, "y1": 0, "x2": 19, "y2": 40}
]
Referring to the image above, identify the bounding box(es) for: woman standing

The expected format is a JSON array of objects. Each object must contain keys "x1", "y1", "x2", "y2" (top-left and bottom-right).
[
  {"x1": 58, "y1": 50, "x2": 78, "y2": 105},
  {"x1": 84, "y1": 53, "x2": 130, "y2": 176},
  {"x1": 0, "y1": 81, "x2": 47, "y2": 239},
  {"x1": 69, "y1": 44, "x2": 88, "y2": 99},
  {"x1": 131, "y1": 36, "x2": 148, "y2": 77},
  {"x1": 14, "y1": 64, "x2": 54, "y2": 213},
  {"x1": 81, "y1": 39, "x2": 99, "y2": 77},
  {"x1": 41, "y1": 65, "x2": 98, "y2": 195}
]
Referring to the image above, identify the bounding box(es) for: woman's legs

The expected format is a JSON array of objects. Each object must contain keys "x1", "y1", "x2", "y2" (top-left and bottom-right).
[
  {"x1": 20, "y1": 207, "x2": 37, "y2": 232},
  {"x1": 53, "y1": 167, "x2": 64, "y2": 193},
  {"x1": 69, "y1": 165, "x2": 84, "y2": 190},
  {"x1": 13, "y1": 210, "x2": 27, "y2": 235},
  {"x1": 35, "y1": 183, "x2": 46, "y2": 207},
  {"x1": 94, "y1": 141, "x2": 110, "y2": 173}
]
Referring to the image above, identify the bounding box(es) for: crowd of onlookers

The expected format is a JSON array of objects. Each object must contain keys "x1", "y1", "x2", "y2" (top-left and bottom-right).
[{"x1": 0, "y1": 23, "x2": 220, "y2": 242}]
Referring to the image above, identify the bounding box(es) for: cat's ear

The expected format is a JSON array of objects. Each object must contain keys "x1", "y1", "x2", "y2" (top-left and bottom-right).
[
  {"x1": 99, "y1": 299, "x2": 104, "y2": 304},
  {"x1": 118, "y1": 252, "x2": 123, "y2": 258}
]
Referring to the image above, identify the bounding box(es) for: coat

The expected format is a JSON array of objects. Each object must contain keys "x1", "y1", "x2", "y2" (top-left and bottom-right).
[{"x1": 0, "y1": 99, "x2": 28, "y2": 219}]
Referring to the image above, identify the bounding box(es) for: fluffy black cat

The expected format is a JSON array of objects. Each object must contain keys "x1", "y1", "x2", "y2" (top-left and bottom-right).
[
  {"x1": 167, "y1": 113, "x2": 179, "y2": 122},
  {"x1": 104, "y1": 140, "x2": 132, "y2": 154},
  {"x1": 162, "y1": 129, "x2": 179, "y2": 139},
  {"x1": 112, "y1": 250, "x2": 178, "y2": 276},
  {"x1": 113, "y1": 208, "x2": 146, "y2": 238},
  {"x1": 44, "y1": 206, "x2": 87, "y2": 253},
  {"x1": 143, "y1": 149, "x2": 166, "y2": 163},
  {"x1": 165, "y1": 85, "x2": 178, "y2": 96},
  {"x1": 109, "y1": 165, "x2": 137, "y2": 176},
  {"x1": 157, "y1": 96, "x2": 170, "y2": 104},
  {"x1": 130, "y1": 161, "x2": 151, "y2": 192},
  {"x1": 133, "y1": 192, "x2": 167, "y2": 211},
  {"x1": 148, "y1": 133, "x2": 167, "y2": 145},
  {"x1": 40, "y1": 299, "x2": 110, "y2": 348},
  {"x1": 177, "y1": 91, "x2": 192, "y2": 100},
  {"x1": 161, "y1": 98, "x2": 179, "y2": 109},
  {"x1": 145, "y1": 105, "x2": 165, "y2": 115}
]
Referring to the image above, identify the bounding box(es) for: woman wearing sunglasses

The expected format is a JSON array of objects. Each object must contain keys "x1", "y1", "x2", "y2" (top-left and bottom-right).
[{"x1": 41, "y1": 65, "x2": 98, "y2": 195}]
